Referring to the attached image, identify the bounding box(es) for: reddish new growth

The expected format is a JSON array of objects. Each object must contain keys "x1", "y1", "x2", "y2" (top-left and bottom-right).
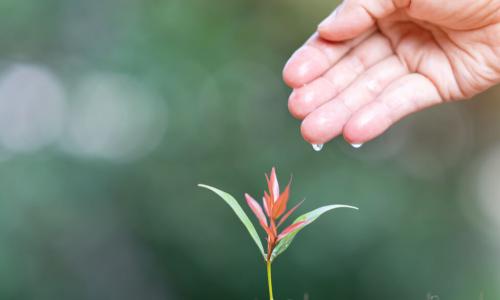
[{"x1": 245, "y1": 167, "x2": 305, "y2": 261}]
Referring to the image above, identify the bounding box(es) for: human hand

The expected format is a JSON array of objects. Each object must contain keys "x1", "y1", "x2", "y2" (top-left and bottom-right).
[{"x1": 283, "y1": 0, "x2": 500, "y2": 145}]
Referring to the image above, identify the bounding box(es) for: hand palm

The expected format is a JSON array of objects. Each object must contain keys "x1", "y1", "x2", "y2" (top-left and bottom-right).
[
  {"x1": 379, "y1": 9, "x2": 499, "y2": 100},
  {"x1": 283, "y1": 0, "x2": 500, "y2": 144}
]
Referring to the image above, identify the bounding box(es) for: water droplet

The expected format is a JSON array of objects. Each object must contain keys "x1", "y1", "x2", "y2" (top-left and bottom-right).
[
  {"x1": 351, "y1": 143, "x2": 363, "y2": 149},
  {"x1": 312, "y1": 144, "x2": 323, "y2": 152}
]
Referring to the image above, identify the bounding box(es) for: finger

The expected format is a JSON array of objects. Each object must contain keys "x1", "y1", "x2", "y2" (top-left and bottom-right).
[
  {"x1": 300, "y1": 56, "x2": 408, "y2": 144},
  {"x1": 288, "y1": 33, "x2": 393, "y2": 119},
  {"x1": 318, "y1": 0, "x2": 410, "y2": 41},
  {"x1": 343, "y1": 73, "x2": 442, "y2": 143},
  {"x1": 282, "y1": 29, "x2": 375, "y2": 88}
]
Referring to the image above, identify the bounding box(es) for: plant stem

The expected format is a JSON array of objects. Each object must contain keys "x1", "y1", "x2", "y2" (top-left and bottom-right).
[{"x1": 267, "y1": 260, "x2": 274, "y2": 300}]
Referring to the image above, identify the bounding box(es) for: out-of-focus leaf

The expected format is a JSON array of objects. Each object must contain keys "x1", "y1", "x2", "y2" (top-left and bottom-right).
[
  {"x1": 271, "y1": 204, "x2": 358, "y2": 261},
  {"x1": 277, "y1": 199, "x2": 304, "y2": 227},
  {"x1": 272, "y1": 180, "x2": 291, "y2": 218},
  {"x1": 277, "y1": 220, "x2": 306, "y2": 240},
  {"x1": 245, "y1": 193, "x2": 268, "y2": 228},
  {"x1": 198, "y1": 184, "x2": 265, "y2": 258}
]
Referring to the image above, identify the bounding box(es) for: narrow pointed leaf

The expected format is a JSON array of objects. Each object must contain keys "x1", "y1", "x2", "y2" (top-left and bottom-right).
[
  {"x1": 266, "y1": 167, "x2": 279, "y2": 202},
  {"x1": 271, "y1": 204, "x2": 358, "y2": 261},
  {"x1": 272, "y1": 179, "x2": 291, "y2": 218},
  {"x1": 270, "y1": 167, "x2": 279, "y2": 202},
  {"x1": 277, "y1": 199, "x2": 305, "y2": 227},
  {"x1": 198, "y1": 184, "x2": 265, "y2": 258},
  {"x1": 245, "y1": 193, "x2": 268, "y2": 228},
  {"x1": 264, "y1": 191, "x2": 273, "y2": 217},
  {"x1": 277, "y1": 221, "x2": 306, "y2": 240},
  {"x1": 262, "y1": 196, "x2": 270, "y2": 217}
]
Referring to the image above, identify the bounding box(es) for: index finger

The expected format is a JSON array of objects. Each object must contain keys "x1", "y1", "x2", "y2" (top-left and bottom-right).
[{"x1": 282, "y1": 28, "x2": 375, "y2": 88}]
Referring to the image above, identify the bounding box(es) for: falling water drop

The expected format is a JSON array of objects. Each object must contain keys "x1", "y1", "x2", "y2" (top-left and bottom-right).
[
  {"x1": 351, "y1": 143, "x2": 363, "y2": 149},
  {"x1": 312, "y1": 144, "x2": 324, "y2": 152}
]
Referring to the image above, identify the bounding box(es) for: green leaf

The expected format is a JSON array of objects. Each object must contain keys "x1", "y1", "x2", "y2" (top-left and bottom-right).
[
  {"x1": 271, "y1": 204, "x2": 358, "y2": 261},
  {"x1": 198, "y1": 184, "x2": 265, "y2": 259}
]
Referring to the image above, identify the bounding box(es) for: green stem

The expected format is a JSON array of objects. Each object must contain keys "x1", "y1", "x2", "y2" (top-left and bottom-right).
[{"x1": 267, "y1": 260, "x2": 274, "y2": 300}]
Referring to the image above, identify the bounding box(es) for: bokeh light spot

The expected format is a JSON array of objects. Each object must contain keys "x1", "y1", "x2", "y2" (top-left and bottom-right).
[
  {"x1": 60, "y1": 72, "x2": 167, "y2": 162},
  {"x1": 0, "y1": 64, "x2": 66, "y2": 153}
]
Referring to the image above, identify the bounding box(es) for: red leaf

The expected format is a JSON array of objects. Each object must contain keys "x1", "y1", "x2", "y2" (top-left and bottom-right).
[
  {"x1": 277, "y1": 199, "x2": 304, "y2": 227},
  {"x1": 262, "y1": 196, "x2": 270, "y2": 216},
  {"x1": 277, "y1": 221, "x2": 306, "y2": 241},
  {"x1": 269, "y1": 167, "x2": 279, "y2": 202},
  {"x1": 266, "y1": 168, "x2": 279, "y2": 203},
  {"x1": 245, "y1": 193, "x2": 268, "y2": 230},
  {"x1": 264, "y1": 191, "x2": 273, "y2": 217},
  {"x1": 272, "y1": 179, "x2": 291, "y2": 219}
]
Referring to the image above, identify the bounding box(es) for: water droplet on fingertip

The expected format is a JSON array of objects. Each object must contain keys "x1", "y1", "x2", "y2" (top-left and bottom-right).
[
  {"x1": 351, "y1": 143, "x2": 363, "y2": 149},
  {"x1": 312, "y1": 144, "x2": 324, "y2": 152}
]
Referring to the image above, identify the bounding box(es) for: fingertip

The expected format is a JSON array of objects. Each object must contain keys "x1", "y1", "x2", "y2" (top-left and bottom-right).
[
  {"x1": 300, "y1": 117, "x2": 320, "y2": 144},
  {"x1": 318, "y1": 21, "x2": 365, "y2": 42},
  {"x1": 288, "y1": 89, "x2": 308, "y2": 120},
  {"x1": 317, "y1": 20, "x2": 335, "y2": 40},
  {"x1": 343, "y1": 102, "x2": 391, "y2": 143},
  {"x1": 317, "y1": 25, "x2": 342, "y2": 42},
  {"x1": 282, "y1": 46, "x2": 330, "y2": 88},
  {"x1": 317, "y1": 2, "x2": 377, "y2": 42},
  {"x1": 317, "y1": 4, "x2": 344, "y2": 41},
  {"x1": 282, "y1": 63, "x2": 300, "y2": 88},
  {"x1": 342, "y1": 125, "x2": 366, "y2": 145},
  {"x1": 300, "y1": 103, "x2": 349, "y2": 144},
  {"x1": 300, "y1": 118, "x2": 340, "y2": 145},
  {"x1": 288, "y1": 82, "x2": 329, "y2": 120}
]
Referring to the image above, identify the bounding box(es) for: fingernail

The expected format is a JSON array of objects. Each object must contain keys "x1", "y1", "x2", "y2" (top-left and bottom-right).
[{"x1": 351, "y1": 143, "x2": 363, "y2": 149}]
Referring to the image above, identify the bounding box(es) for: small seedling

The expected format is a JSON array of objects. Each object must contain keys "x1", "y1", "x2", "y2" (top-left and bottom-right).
[{"x1": 199, "y1": 167, "x2": 358, "y2": 300}]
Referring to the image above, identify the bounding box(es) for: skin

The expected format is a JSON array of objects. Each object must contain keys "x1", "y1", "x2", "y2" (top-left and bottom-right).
[{"x1": 283, "y1": 0, "x2": 500, "y2": 145}]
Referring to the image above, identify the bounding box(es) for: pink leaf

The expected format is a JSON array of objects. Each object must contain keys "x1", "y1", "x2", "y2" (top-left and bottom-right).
[
  {"x1": 245, "y1": 193, "x2": 268, "y2": 229},
  {"x1": 264, "y1": 191, "x2": 273, "y2": 217},
  {"x1": 272, "y1": 179, "x2": 291, "y2": 218},
  {"x1": 270, "y1": 167, "x2": 280, "y2": 202},
  {"x1": 262, "y1": 197, "x2": 270, "y2": 217},
  {"x1": 277, "y1": 199, "x2": 304, "y2": 227},
  {"x1": 277, "y1": 221, "x2": 306, "y2": 241}
]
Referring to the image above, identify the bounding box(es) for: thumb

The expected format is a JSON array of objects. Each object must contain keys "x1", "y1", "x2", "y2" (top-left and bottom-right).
[{"x1": 318, "y1": 0, "x2": 409, "y2": 41}]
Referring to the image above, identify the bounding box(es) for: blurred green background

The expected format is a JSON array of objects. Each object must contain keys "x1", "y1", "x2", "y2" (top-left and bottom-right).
[{"x1": 1, "y1": 0, "x2": 500, "y2": 299}]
